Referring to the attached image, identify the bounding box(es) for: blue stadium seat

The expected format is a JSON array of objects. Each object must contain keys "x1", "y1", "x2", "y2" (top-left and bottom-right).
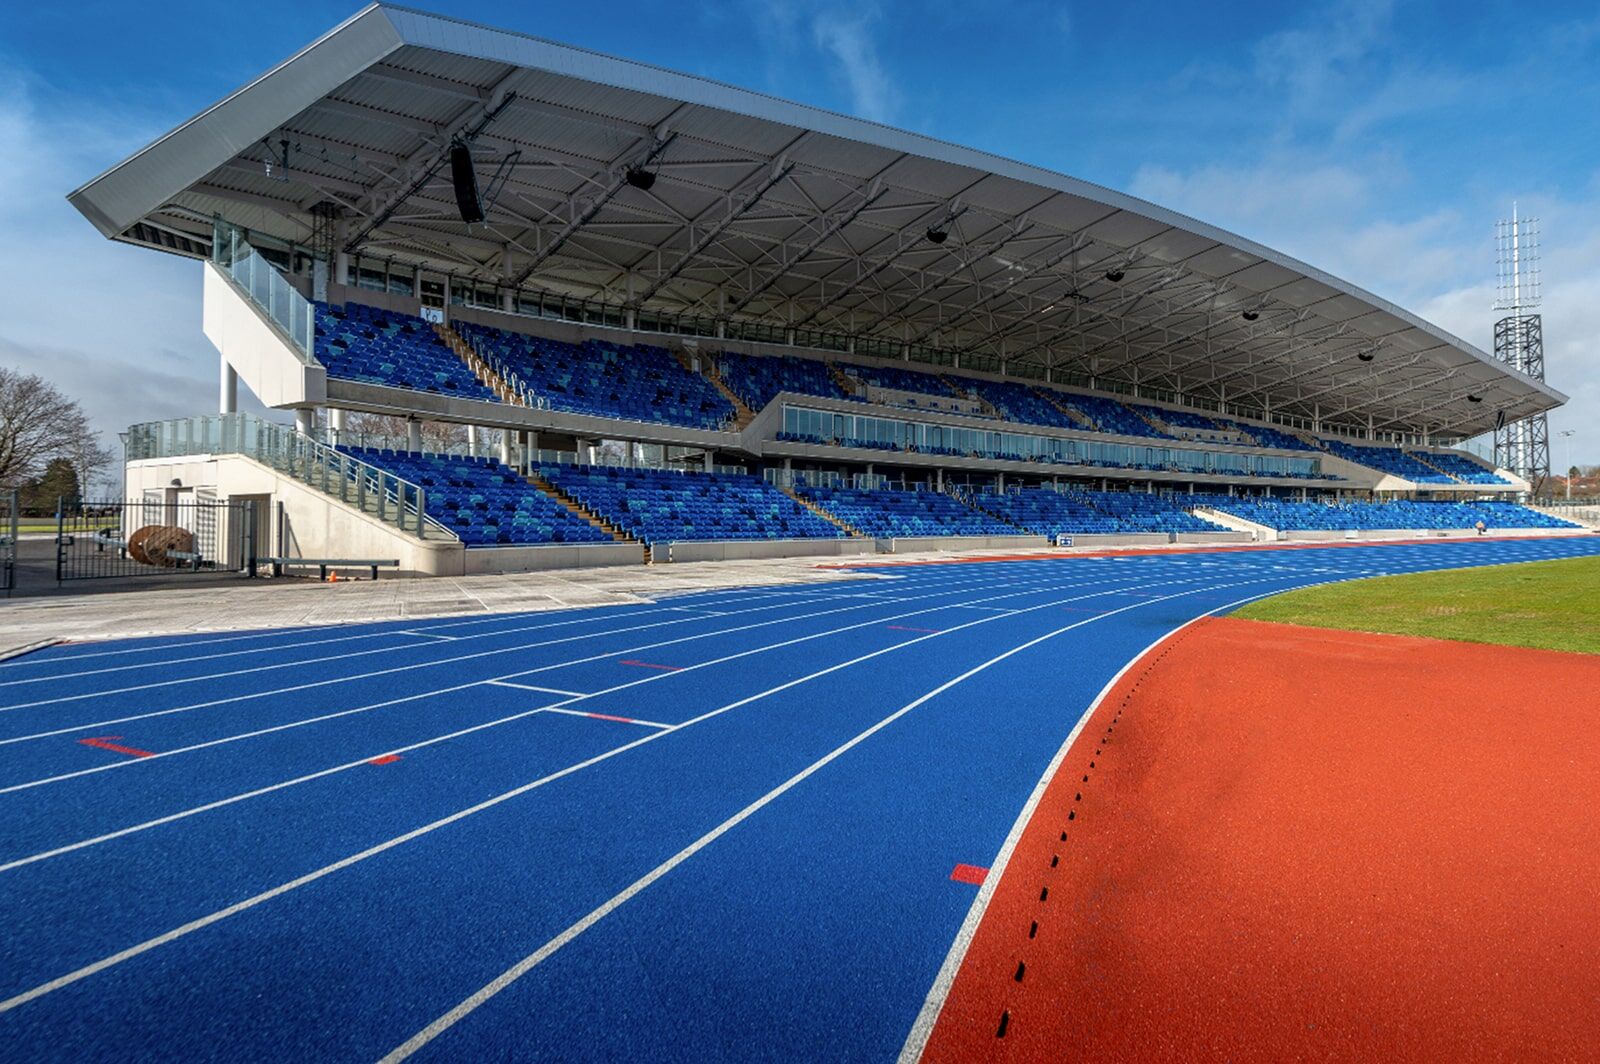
[{"x1": 313, "y1": 303, "x2": 498, "y2": 401}]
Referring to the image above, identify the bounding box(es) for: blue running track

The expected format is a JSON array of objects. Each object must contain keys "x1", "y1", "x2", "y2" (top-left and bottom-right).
[{"x1": 0, "y1": 535, "x2": 1596, "y2": 1062}]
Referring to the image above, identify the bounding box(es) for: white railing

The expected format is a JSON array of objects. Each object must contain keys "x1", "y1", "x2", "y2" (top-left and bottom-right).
[
  {"x1": 126, "y1": 414, "x2": 447, "y2": 540},
  {"x1": 211, "y1": 223, "x2": 316, "y2": 362}
]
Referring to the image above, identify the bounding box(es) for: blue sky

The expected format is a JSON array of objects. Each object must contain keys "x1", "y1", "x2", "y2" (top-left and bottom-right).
[{"x1": 1, "y1": 0, "x2": 1597, "y2": 472}]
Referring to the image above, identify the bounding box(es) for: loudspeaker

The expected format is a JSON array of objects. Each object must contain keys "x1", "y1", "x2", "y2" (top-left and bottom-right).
[{"x1": 450, "y1": 142, "x2": 484, "y2": 224}]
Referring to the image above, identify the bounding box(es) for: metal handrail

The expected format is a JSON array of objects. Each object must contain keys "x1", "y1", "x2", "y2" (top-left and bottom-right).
[{"x1": 125, "y1": 414, "x2": 452, "y2": 541}]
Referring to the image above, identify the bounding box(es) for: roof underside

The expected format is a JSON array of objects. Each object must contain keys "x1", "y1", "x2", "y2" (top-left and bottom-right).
[{"x1": 69, "y1": 3, "x2": 1563, "y2": 439}]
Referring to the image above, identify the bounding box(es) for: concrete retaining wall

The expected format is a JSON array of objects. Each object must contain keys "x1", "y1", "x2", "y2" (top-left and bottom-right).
[
  {"x1": 879, "y1": 534, "x2": 1048, "y2": 553},
  {"x1": 463, "y1": 542, "x2": 643, "y2": 572},
  {"x1": 656, "y1": 538, "x2": 876, "y2": 563}
]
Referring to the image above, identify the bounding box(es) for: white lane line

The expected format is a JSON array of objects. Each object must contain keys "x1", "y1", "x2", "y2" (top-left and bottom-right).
[
  {"x1": 894, "y1": 584, "x2": 1288, "y2": 1063},
  {"x1": 0, "y1": 594, "x2": 873, "y2": 747},
  {"x1": 379, "y1": 580, "x2": 1261, "y2": 1061},
  {"x1": 0, "y1": 575, "x2": 1249, "y2": 1009},
  {"x1": 0, "y1": 566, "x2": 1116, "y2": 788},
  {"x1": 536, "y1": 707, "x2": 674, "y2": 730},
  {"x1": 487, "y1": 681, "x2": 588, "y2": 698},
  {"x1": 397, "y1": 631, "x2": 459, "y2": 642},
  {"x1": 0, "y1": 564, "x2": 1020, "y2": 711},
  {"x1": 0, "y1": 590, "x2": 829, "y2": 711},
  {"x1": 0, "y1": 570, "x2": 1142, "y2": 858}
]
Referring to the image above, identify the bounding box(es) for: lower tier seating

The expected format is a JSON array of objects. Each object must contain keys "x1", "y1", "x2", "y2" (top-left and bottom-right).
[
  {"x1": 344, "y1": 448, "x2": 612, "y2": 546},
  {"x1": 973, "y1": 488, "x2": 1226, "y2": 535},
  {"x1": 538, "y1": 465, "x2": 842, "y2": 545},
  {"x1": 797, "y1": 486, "x2": 1021, "y2": 538},
  {"x1": 1207, "y1": 497, "x2": 1576, "y2": 531}
]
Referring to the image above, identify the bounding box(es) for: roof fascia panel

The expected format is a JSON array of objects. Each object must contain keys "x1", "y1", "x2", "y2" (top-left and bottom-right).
[{"x1": 67, "y1": 4, "x2": 405, "y2": 237}]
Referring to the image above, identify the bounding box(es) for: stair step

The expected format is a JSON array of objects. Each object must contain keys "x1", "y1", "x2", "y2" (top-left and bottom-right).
[
  {"x1": 674, "y1": 349, "x2": 755, "y2": 429},
  {"x1": 435, "y1": 322, "x2": 525, "y2": 406},
  {"x1": 527, "y1": 473, "x2": 635, "y2": 544},
  {"x1": 780, "y1": 486, "x2": 864, "y2": 538},
  {"x1": 1031, "y1": 387, "x2": 1097, "y2": 429}
]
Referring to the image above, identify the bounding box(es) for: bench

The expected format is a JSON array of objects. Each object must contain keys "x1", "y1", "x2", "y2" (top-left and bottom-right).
[{"x1": 257, "y1": 557, "x2": 400, "y2": 581}]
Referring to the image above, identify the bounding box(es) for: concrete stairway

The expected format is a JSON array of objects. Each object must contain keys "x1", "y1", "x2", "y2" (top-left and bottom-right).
[
  {"x1": 1406, "y1": 452, "x2": 1465, "y2": 483},
  {"x1": 780, "y1": 487, "x2": 864, "y2": 538},
  {"x1": 435, "y1": 323, "x2": 527, "y2": 406},
  {"x1": 674, "y1": 349, "x2": 755, "y2": 429},
  {"x1": 1031, "y1": 387, "x2": 1098, "y2": 429},
  {"x1": 1124, "y1": 403, "x2": 1170, "y2": 434},
  {"x1": 828, "y1": 363, "x2": 860, "y2": 396},
  {"x1": 526, "y1": 473, "x2": 640, "y2": 551}
]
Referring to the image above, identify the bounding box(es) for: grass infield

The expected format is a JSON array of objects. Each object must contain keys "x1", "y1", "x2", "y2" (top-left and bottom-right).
[{"x1": 1234, "y1": 553, "x2": 1600, "y2": 655}]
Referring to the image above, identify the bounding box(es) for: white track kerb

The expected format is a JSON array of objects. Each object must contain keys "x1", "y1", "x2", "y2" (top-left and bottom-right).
[{"x1": 895, "y1": 585, "x2": 1291, "y2": 1063}]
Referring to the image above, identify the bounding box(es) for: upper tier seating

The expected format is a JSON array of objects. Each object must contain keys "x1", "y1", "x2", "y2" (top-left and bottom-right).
[
  {"x1": 343, "y1": 448, "x2": 611, "y2": 546},
  {"x1": 1410, "y1": 450, "x2": 1509, "y2": 484},
  {"x1": 455, "y1": 322, "x2": 735, "y2": 430},
  {"x1": 539, "y1": 465, "x2": 841, "y2": 545},
  {"x1": 1209, "y1": 497, "x2": 1576, "y2": 531},
  {"x1": 974, "y1": 488, "x2": 1225, "y2": 535},
  {"x1": 1128, "y1": 403, "x2": 1221, "y2": 432},
  {"x1": 1221, "y1": 420, "x2": 1319, "y2": 452},
  {"x1": 841, "y1": 362, "x2": 957, "y2": 397},
  {"x1": 716, "y1": 351, "x2": 848, "y2": 410},
  {"x1": 314, "y1": 303, "x2": 498, "y2": 401},
  {"x1": 948, "y1": 377, "x2": 1084, "y2": 429},
  {"x1": 1319, "y1": 439, "x2": 1454, "y2": 483},
  {"x1": 1056, "y1": 393, "x2": 1174, "y2": 440},
  {"x1": 797, "y1": 485, "x2": 1020, "y2": 538}
]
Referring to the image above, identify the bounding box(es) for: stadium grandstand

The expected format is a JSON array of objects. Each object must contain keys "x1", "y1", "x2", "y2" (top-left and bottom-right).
[{"x1": 69, "y1": 4, "x2": 1576, "y2": 574}]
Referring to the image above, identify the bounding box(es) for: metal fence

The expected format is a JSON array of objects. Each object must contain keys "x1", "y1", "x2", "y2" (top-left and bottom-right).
[
  {"x1": 1, "y1": 490, "x2": 15, "y2": 596},
  {"x1": 54, "y1": 497, "x2": 257, "y2": 584}
]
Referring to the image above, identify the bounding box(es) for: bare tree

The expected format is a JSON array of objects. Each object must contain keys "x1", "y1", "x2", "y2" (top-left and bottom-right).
[
  {"x1": 0, "y1": 368, "x2": 95, "y2": 489},
  {"x1": 66, "y1": 431, "x2": 117, "y2": 498},
  {"x1": 340, "y1": 412, "x2": 468, "y2": 450}
]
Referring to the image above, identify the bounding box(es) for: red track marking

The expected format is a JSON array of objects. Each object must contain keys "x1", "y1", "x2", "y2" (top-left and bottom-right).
[
  {"x1": 77, "y1": 736, "x2": 155, "y2": 759},
  {"x1": 949, "y1": 864, "x2": 988, "y2": 886},
  {"x1": 585, "y1": 712, "x2": 644, "y2": 724},
  {"x1": 923, "y1": 618, "x2": 1600, "y2": 1062},
  {"x1": 618, "y1": 659, "x2": 682, "y2": 671},
  {"x1": 887, "y1": 625, "x2": 943, "y2": 633},
  {"x1": 368, "y1": 754, "x2": 402, "y2": 766}
]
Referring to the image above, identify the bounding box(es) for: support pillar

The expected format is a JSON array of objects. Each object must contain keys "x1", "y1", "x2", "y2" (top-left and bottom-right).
[
  {"x1": 703, "y1": 450, "x2": 714, "y2": 472},
  {"x1": 406, "y1": 419, "x2": 423, "y2": 453},
  {"x1": 219, "y1": 356, "x2": 238, "y2": 415},
  {"x1": 329, "y1": 408, "x2": 346, "y2": 446},
  {"x1": 467, "y1": 425, "x2": 479, "y2": 457},
  {"x1": 500, "y1": 431, "x2": 513, "y2": 466},
  {"x1": 294, "y1": 408, "x2": 315, "y2": 436}
]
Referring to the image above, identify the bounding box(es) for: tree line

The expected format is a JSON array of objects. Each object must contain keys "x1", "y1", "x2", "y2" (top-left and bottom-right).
[{"x1": 0, "y1": 367, "x2": 114, "y2": 510}]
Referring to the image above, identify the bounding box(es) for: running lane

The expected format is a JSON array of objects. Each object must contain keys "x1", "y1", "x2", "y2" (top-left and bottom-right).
[{"x1": 0, "y1": 535, "x2": 1596, "y2": 1062}]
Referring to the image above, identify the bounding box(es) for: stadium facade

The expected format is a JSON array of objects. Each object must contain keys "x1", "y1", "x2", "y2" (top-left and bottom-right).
[{"x1": 67, "y1": 4, "x2": 1573, "y2": 575}]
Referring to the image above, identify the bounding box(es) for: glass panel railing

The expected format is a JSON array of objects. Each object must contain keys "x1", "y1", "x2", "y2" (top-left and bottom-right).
[
  {"x1": 126, "y1": 414, "x2": 445, "y2": 541},
  {"x1": 211, "y1": 221, "x2": 316, "y2": 362}
]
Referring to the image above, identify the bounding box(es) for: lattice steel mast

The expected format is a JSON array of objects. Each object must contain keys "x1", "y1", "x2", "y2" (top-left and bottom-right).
[{"x1": 1492, "y1": 205, "x2": 1550, "y2": 497}]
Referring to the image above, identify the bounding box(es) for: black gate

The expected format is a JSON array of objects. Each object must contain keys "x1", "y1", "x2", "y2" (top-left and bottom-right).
[
  {"x1": 55, "y1": 497, "x2": 257, "y2": 584},
  {"x1": 1, "y1": 490, "x2": 15, "y2": 596}
]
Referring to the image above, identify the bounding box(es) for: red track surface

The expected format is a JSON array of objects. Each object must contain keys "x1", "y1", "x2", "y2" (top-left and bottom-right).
[{"x1": 924, "y1": 618, "x2": 1600, "y2": 1062}]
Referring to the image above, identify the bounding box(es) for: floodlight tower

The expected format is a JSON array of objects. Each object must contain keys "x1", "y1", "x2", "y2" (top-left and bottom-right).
[{"x1": 1492, "y1": 204, "x2": 1551, "y2": 496}]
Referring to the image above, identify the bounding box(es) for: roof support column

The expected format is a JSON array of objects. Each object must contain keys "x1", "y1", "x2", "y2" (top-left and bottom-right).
[{"x1": 219, "y1": 354, "x2": 237, "y2": 415}]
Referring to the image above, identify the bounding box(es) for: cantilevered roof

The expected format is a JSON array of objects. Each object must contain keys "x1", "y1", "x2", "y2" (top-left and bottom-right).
[{"x1": 68, "y1": 3, "x2": 1562, "y2": 439}]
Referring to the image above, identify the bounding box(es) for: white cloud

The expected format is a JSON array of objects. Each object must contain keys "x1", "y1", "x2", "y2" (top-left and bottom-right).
[
  {"x1": 811, "y1": 10, "x2": 900, "y2": 123},
  {"x1": 0, "y1": 74, "x2": 273, "y2": 459}
]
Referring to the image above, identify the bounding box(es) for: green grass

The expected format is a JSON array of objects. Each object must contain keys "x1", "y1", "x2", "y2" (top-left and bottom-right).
[{"x1": 1235, "y1": 554, "x2": 1600, "y2": 655}]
